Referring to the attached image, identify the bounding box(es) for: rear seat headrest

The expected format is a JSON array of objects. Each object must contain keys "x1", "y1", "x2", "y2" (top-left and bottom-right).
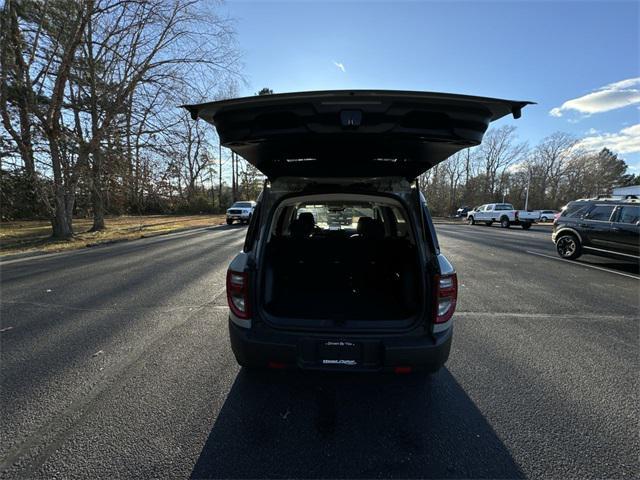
[
  {"x1": 298, "y1": 212, "x2": 315, "y2": 229},
  {"x1": 357, "y1": 217, "x2": 385, "y2": 239},
  {"x1": 292, "y1": 212, "x2": 315, "y2": 237}
]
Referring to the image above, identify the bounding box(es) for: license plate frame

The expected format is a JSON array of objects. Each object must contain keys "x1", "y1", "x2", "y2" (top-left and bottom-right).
[{"x1": 318, "y1": 340, "x2": 362, "y2": 366}]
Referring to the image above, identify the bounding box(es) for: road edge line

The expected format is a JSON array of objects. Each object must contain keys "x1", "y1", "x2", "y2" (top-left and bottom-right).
[{"x1": 526, "y1": 250, "x2": 640, "y2": 280}]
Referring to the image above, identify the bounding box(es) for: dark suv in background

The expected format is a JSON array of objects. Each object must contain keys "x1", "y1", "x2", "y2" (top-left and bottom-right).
[{"x1": 552, "y1": 197, "x2": 639, "y2": 261}]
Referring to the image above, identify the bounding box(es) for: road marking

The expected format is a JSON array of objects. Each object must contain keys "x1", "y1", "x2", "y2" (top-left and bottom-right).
[
  {"x1": 526, "y1": 250, "x2": 640, "y2": 280},
  {"x1": 455, "y1": 311, "x2": 637, "y2": 320}
]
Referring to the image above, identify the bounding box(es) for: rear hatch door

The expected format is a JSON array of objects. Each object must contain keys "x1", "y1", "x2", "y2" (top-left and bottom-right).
[{"x1": 184, "y1": 90, "x2": 532, "y2": 180}]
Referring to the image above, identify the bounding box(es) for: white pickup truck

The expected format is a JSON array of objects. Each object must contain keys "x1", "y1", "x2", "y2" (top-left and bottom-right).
[
  {"x1": 466, "y1": 203, "x2": 539, "y2": 229},
  {"x1": 226, "y1": 201, "x2": 256, "y2": 225}
]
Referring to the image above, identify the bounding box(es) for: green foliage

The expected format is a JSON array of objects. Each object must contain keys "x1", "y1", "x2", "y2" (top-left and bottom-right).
[{"x1": 0, "y1": 169, "x2": 48, "y2": 220}]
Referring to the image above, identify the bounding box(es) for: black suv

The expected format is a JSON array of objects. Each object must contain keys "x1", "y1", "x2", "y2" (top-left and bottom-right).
[
  {"x1": 552, "y1": 197, "x2": 639, "y2": 261},
  {"x1": 185, "y1": 90, "x2": 530, "y2": 373}
]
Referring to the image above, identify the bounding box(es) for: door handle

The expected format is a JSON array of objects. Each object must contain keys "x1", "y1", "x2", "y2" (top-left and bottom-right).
[{"x1": 612, "y1": 227, "x2": 621, "y2": 232}]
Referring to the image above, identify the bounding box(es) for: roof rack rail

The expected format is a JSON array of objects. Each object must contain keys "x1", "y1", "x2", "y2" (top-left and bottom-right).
[
  {"x1": 589, "y1": 194, "x2": 638, "y2": 200},
  {"x1": 571, "y1": 195, "x2": 639, "y2": 203}
]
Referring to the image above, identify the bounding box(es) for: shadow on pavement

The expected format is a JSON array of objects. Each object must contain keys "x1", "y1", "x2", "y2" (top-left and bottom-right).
[
  {"x1": 204, "y1": 224, "x2": 247, "y2": 231},
  {"x1": 191, "y1": 368, "x2": 523, "y2": 479}
]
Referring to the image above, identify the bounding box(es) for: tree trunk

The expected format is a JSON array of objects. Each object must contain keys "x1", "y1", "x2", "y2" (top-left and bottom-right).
[
  {"x1": 91, "y1": 188, "x2": 105, "y2": 231},
  {"x1": 49, "y1": 145, "x2": 74, "y2": 239},
  {"x1": 51, "y1": 204, "x2": 73, "y2": 239},
  {"x1": 91, "y1": 149, "x2": 106, "y2": 231}
]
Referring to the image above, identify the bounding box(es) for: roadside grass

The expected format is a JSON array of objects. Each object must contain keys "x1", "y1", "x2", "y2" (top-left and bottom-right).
[{"x1": 0, "y1": 215, "x2": 227, "y2": 257}]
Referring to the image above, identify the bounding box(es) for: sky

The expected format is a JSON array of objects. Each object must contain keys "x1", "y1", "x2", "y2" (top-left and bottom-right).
[{"x1": 218, "y1": 0, "x2": 640, "y2": 171}]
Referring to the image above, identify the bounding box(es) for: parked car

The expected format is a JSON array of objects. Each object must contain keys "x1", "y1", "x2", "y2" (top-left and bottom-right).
[
  {"x1": 552, "y1": 197, "x2": 639, "y2": 260},
  {"x1": 538, "y1": 210, "x2": 558, "y2": 222},
  {"x1": 467, "y1": 203, "x2": 539, "y2": 229},
  {"x1": 185, "y1": 89, "x2": 530, "y2": 372},
  {"x1": 226, "y1": 201, "x2": 256, "y2": 225},
  {"x1": 455, "y1": 206, "x2": 471, "y2": 218}
]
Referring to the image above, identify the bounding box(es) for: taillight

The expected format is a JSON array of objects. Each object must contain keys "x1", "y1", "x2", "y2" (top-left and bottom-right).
[
  {"x1": 226, "y1": 270, "x2": 250, "y2": 319},
  {"x1": 434, "y1": 273, "x2": 457, "y2": 324}
]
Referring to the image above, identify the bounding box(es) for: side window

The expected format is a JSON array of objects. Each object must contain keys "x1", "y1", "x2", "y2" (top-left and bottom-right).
[
  {"x1": 564, "y1": 203, "x2": 590, "y2": 218},
  {"x1": 617, "y1": 206, "x2": 640, "y2": 224},
  {"x1": 585, "y1": 205, "x2": 615, "y2": 222},
  {"x1": 390, "y1": 206, "x2": 408, "y2": 237},
  {"x1": 243, "y1": 202, "x2": 262, "y2": 251}
]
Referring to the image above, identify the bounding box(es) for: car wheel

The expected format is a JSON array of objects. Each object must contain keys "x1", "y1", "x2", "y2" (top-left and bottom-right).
[
  {"x1": 226, "y1": 218, "x2": 234, "y2": 225},
  {"x1": 521, "y1": 222, "x2": 531, "y2": 230},
  {"x1": 468, "y1": 216, "x2": 475, "y2": 225},
  {"x1": 541, "y1": 216, "x2": 548, "y2": 222},
  {"x1": 556, "y1": 234, "x2": 582, "y2": 260},
  {"x1": 500, "y1": 217, "x2": 510, "y2": 228}
]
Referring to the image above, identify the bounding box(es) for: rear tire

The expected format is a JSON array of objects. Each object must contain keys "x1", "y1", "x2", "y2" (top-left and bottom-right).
[
  {"x1": 521, "y1": 222, "x2": 531, "y2": 230},
  {"x1": 500, "y1": 217, "x2": 510, "y2": 228},
  {"x1": 226, "y1": 218, "x2": 234, "y2": 225},
  {"x1": 468, "y1": 216, "x2": 475, "y2": 225},
  {"x1": 556, "y1": 234, "x2": 582, "y2": 260}
]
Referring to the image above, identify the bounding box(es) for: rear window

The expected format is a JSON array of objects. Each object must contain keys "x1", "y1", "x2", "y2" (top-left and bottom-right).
[
  {"x1": 295, "y1": 204, "x2": 375, "y2": 229},
  {"x1": 495, "y1": 204, "x2": 514, "y2": 211},
  {"x1": 617, "y1": 206, "x2": 640, "y2": 224},
  {"x1": 272, "y1": 198, "x2": 412, "y2": 240},
  {"x1": 585, "y1": 205, "x2": 615, "y2": 221}
]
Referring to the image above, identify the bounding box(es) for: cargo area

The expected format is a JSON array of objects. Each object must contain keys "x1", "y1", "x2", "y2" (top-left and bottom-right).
[{"x1": 261, "y1": 196, "x2": 422, "y2": 321}]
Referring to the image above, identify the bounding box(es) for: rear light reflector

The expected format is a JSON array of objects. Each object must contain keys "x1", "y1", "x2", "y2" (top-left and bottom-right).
[
  {"x1": 226, "y1": 270, "x2": 250, "y2": 319},
  {"x1": 434, "y1": 272, "x2": 457, "y2": 324}
]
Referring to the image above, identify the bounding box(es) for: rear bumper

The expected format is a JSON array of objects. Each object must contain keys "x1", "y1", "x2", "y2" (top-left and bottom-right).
[{"x1": 229, "y1": 319, "x2": 452, "y2": 372}]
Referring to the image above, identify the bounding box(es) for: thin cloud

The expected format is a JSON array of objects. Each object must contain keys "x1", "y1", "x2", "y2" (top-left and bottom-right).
[
  {"x1": 550, "y1": 77, "x2": 640, "y2": 117},
  {"x1": 575, "y1": 123, "x2": 640, "y2": 154},
  {"x1": 333, "y1": 61, "x2": 346, "y2": 73}
]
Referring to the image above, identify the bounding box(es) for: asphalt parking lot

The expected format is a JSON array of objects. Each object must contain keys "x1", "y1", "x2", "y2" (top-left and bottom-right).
[{"x1": 1, "y1": 223, "x2": 638, "y2": 479}]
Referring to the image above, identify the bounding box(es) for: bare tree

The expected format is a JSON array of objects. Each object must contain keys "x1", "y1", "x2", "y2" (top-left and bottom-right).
[
  {"x1": 478, "y1": 125, "x2": 527, "y2": 199},
  {"x1": 528, "y1": 132, "x2": 577, "y2": 206},
  {"x1": 68, "y1": 0, "x2": 239, "y2": 230},
  {"x1": 1, "y1": 0, "x2": 95, "y2": 238}
]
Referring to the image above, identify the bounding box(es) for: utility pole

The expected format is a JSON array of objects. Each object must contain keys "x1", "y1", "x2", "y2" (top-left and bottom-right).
[
  {"x1": 232, "y1": 152, "x2": 238, "y2": 202},
  {"x1": 218, "y1": 143, "x2": 222, "y2": 211},
  {"x1": 524, "y1": 171, "x2": 531, "y2": 211},
  {"x1": 209, "y1": 165, "x2": 215, "y2": 211}
]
